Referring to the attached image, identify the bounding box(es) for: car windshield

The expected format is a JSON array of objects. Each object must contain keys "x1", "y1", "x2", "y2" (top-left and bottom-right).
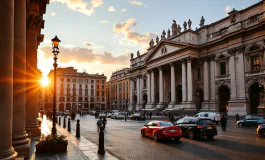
[
  {"x1": 198, "y1": 119, "x2": 214, "y2": 125},
  {"x1": 159, "y1": 122, "x2": 174, "y2": 126}
]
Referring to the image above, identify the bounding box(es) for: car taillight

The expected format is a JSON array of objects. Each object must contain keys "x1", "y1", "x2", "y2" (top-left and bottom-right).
[
  {"x1": 263, "y1": 120, "x2": 265, "y2": 122},
  {"x1": 197, "y1": 125, "x2": 204, "y2": 129}
]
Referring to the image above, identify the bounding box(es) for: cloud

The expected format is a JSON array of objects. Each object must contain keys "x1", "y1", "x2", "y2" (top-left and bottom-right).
[
  {"x1": 121, "y1": 8, "x2": 127, "y2": 12},
  {"x1": 113, "y1": 18, "x2": 157, "y2": 46},
  {"x1": 224, "y1": 6, "x2": 231, "y2": 14},
  {"x1": 50, "y1": 0, "x2": 103, "y2": 16},
  {"x1": 100, "y1": 20, "x2": 109, "y2": 24},
  {"x1": 50, "y1": 12, "x2": 56, "y2": 16},
  {"x1": 83, "y1": 41, "x2": 104, "y2": 49},
  {"x1": 108, "y1": 6, "x2": 116, "y2": 12},
  {"x1": 128, "y1": 0, "x2": 143, "y2": 6},
  {"x1": 39, "y1": 43, "x2": 129, "y2": 65}
]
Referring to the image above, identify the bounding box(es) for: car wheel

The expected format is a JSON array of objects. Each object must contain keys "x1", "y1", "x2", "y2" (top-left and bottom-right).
[
  {"x1": 188, "y1": 131, "x2": 196, "y2": 140},
  {"x1": 174, "y1": 137, "x2": 180, "y2": 141},
  {"x1": 154, "y1": 132, "x2": 158, "y2": 142},
  {"x1": 207, "y1": 135, "x2": 214, "y2": 140},
  {"x1": 238, "y1": 123, "x2": 243, "y2": 128},
  {"x1": 141, "y1": 130, "x2": 145, "y2": 137},
  {"x1": 260, "y1": 129, "x2": 265, "y2": 137}
]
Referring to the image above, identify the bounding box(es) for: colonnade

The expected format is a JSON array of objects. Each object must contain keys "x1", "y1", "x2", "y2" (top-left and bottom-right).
[{"x1": 0, "y1": 0, "x2": 48, "y2": 159}]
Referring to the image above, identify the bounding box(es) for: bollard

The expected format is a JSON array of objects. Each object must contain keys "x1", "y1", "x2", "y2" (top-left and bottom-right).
[
  {"x1": 63, "y1": 116, "x2": 66, "y2": 128},
  {"x1": 76, "y1": 119, "x2": 80, "y2": 137},
  {"x1": 125, "y1": 114, "x2": 126, "y2": 122},
  {"x1": 59, "y1": 116, "x2": 61, "y2": 126},
  {"x1": 97, "y1": 126, "x2": 105, "y2": 154},
  {"x1": 56, "y1": 116, "x2": 58, "y2": 124},
  {"x1": 68, "y1": 118, "x2": 71, "y2": 131}
]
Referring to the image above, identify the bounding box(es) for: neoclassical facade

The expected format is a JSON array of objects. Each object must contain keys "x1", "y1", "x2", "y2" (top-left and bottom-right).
[
  {"x1": 129, "y1": 1, "x2": 265, "y2": 116},
  {"x1": 0, "y1": 0, "x2": 49, "y2": 159}
]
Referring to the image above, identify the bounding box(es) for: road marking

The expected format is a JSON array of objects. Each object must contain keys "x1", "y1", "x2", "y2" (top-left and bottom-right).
[{"x1": 218, "y1": 134, "x2": 265, "y2": 141}]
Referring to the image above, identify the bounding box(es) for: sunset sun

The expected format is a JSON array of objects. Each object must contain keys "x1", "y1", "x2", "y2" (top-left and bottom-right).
[{"x1": 41, "y1": 77, "x2": 49, "y2": 86}]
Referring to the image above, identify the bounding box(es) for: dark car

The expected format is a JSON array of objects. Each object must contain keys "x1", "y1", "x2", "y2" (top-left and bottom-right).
[
  {"x1": 176, "y1": 117, "x2": 217, "y2": 140},
  {"x1": 237, "y1": 115, "x2": 265, "y2": 127},
  {"x1": 141, "y1": 121, "x2": 182, "y2": 142},
  {"x1": 130, "y1": 113, "x2": 145, "y2": 121},
  {"x1": 257, "y1": 124, "x2": 265, "y2": 137}
]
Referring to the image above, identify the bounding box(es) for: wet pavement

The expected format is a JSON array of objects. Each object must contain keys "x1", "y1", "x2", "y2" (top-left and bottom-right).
[{"x1": 69, "y1": 115, "x2": 265, "y2": 160}]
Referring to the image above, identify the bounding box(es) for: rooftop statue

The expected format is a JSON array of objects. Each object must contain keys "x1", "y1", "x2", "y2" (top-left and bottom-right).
[
  {"x1": 172, "y1": 20, "x2": 178, "y2": 35},
  {"x1": 167, "y1": 29, "x2": 171, "y2": 38},
  {"x1": 177, "y1": 24, "x2": 182, "y2": 33},
  {"x1": 200, "y1": 16, "x2": 205, "y2": 27},
  {"x1": 130, "y1": 53, "x2": 134, "y2": 59},
  {"x1": 149, "y1": 39, "x2": 154, "y2": 47},
  {"x1": 183, "y1": 21, "x2": 187, "y2": 31},
  {"x1": 161, "y1": 30, "x2": 166, "y2": 39},
  {"x1": 137, "y1": 51, "x2": 140, "y2": 57},
  {"x1": 188, "y1": 19, "x2": 192, "y2": 30},
  {"x1": 156, "y1": 36, "x2": 159, "y2": 44}
]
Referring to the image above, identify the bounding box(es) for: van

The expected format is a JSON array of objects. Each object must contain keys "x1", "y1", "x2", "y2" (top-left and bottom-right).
[{"x1": 194, "y1": 112, "x2": 221, "y2": 124}]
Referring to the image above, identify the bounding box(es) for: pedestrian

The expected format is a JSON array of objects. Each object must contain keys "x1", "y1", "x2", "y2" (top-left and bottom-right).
[
  {"x1": 236, "y1": 113, "x2": 240, "y2": 122},
  {"x1": 97, "y1": 117, "x2": 103, "y2": 131},
  {"x1": 220, "y1": 114, "x2": 227, "y2": 131},
  {"x1": 150, "y1": 112, "x2": 152, "y2": 119},
  {"x1": 103, "y1": 117, "x2": 107, "y2": 129}
]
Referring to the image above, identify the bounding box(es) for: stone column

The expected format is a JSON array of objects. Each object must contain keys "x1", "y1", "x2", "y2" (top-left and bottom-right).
[
  {"x1": 137, "y1": 76, "x2": 140, "y2": 104},
  {"x1": 210, "y1": 56, "x2": 216, "y2": 101},
  {"x1": 159, "y1": 67, "x2": 164, "y2": 104},
  {"x1": 147, "y1": 71, "x2": 151, "y2": 104},
  {"x1": 26, "y1": 14, "x2": 41, "y2": 137},
  {"x1": 129, "y1": 78, "x2": 133, "y2": 105},
  {"x1": 238, "y1": 53, "x2": 246, "y2": 99},
  {"x1": 0, "y1": 0, "x2": 18, "y2": 159},
  {"x1": 187, "y1": 57, "x2": 193, "y2": 102},
  {"x1": 139, "y1": 76, "x2": 143, "y2": 105},
  {"x1": 181, "y1": 59, "x2": 187, "y2": 102},
  {"x1": 229, "y1": 54, "x2": 237, "y2": 99},
  {"x1": 203, "y1": 59, "x2": 209, "y2": 101},
  {"x1": 170, "y1": 63, "x2": 176, "y2": 104},
  {"x1": 13, "y1": 0, "x2": 30, "y2": 157},
  {"x1": 151, "y1": 69, "x2": 155, "y2": 104}
]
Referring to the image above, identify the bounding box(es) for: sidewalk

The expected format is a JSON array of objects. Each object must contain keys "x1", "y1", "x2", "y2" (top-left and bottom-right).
[{"x1": 28, "y1": 120, "x2": 118, "y2": 160}]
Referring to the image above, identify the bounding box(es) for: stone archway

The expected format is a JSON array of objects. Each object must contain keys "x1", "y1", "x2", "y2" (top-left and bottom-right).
[
  {"x1": 133, "y1": 94, "x2": 137, "y2": 104},
  {"x1": 59, "y1": 103, "x2": 64, "y2": 111},
  {"x1": 90, "y1": 103, "x2": 95, "y2": 110},
  {"x1": 249, "y1": 83, "x2": 260, "y2": 114},
  {"x1": 218, "y1": 85, "x2": 230, "y2": 112},
  {"x1": 142, "y1": 93, "x2": 147, "y2": 103},
  {"x1": 195, "y1": 88, "x2": 203, "y2": 111}
]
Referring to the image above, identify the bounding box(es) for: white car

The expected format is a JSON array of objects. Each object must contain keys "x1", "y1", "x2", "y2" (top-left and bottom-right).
[
  {"x1": 114, "y1": 112, "x2": 126, "y2": 119},
  {"x1": 194, "y1": 112, "x2": 221, "y2": 124},
  {"x1": 99, "y1": 113, "x2": 106, "y2": 118}
]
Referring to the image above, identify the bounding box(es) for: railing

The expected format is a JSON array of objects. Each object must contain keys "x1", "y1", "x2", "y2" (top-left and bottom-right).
[
  {"x1": 212, "y1": 27, "x2": 228, "y2": 38},
  {"x1": 242, "y1": 12, "x2": 264, "y2": 27}
]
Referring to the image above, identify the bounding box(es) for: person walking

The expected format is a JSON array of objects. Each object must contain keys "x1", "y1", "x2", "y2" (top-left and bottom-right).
[
  {"x1": 97, "y1": 117, "x2": 103, "y2": 132},
  {"x1": 220, "y1": 114, "x2": 227, "y2": 131},
  {"x1": 103, "y1": 117, "x2": 107, "y2": 129},
  {"x1": 149, "y1": 112, "x2": 152, "y2": 119},
  {"x1": 236, "y1": 113, "x2": 240, "y2": 122}
]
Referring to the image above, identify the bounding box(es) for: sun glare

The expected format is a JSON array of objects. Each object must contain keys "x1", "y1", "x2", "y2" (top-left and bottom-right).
[{"x1": 41, "y1": 77, "x2": 49, "y2": 86}]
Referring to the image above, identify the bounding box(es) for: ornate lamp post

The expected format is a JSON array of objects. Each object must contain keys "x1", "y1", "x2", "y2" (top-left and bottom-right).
[{"x1": 51, "y1": 36, "x2": 61, "y2": 135}]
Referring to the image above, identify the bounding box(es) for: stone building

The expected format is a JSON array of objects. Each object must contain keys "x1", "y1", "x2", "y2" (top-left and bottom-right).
[
  {"x1": 129, "y1": 1, "x2": 265, "y2": 116},
  {"x1": 107, "y1": 68, "x2": 130, "y2": 110},
  {"x1": 47, "y1": 67, "x2": 107, "y2": 112},
  {"x1": 0, "y1": 0, "x2": 49, "y2": 159}
]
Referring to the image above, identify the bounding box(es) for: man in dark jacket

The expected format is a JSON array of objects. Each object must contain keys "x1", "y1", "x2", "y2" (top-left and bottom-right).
[{"x1": 220, "y1": 114, "x2": 227, "y2": 131}]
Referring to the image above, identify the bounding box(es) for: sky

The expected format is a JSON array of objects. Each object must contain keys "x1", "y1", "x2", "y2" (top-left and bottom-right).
[{"x1": 38, "y1": 0, "x2": 261, "y2": 80}]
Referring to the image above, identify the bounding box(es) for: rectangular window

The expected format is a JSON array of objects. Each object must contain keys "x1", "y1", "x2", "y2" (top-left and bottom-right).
[
  {"x1": 97, "y1": 91, "x2": 99, "y2": 96},
  {"x1": 67, "y1": 84, "x2": 70, "y2": 88},
  {"x1": 79, "y1": 79, "x2": 82, "y2": 83},
  {"x1": 85, "y1": 89, "x2": 88, "y2": 96},
  {"x1": 97, "y1": 85, "x2": 99, "y2": 89},
  {"x1": 73, "y1": 84, "x2": 76, "y2": 88},
  {"x1": 102, "y1": 97, "x2": 105, "y2": 102},
  {"x1": 143, "y1": 79, "x2": 147, "y2": 88},
  {"x1": 61, "y1": 83, "x2": 64, "y2": 87},
  {"x1": 79, "y1": 89, "x2": 82, "y2": 95},
  {"x1": 67, "y1": 97, "x2": 70, "y2": 102},
  {"x1": 85, "y1": 84, "x2": 88, "y2": 89},
  {"x1": 102, "y1": 85, "x2": 104, "y2": 89},
  {"x1": 78, "y1": 97, "x2": 83, "y2": 102},
  {"x1": 79, "y1": 84, "x2": 82, "y2": 88},
  {"x1": 220, "y1": 62, "x2": 226, "y2": 75},
  {"x1": 91, "y1": 80, "x2": 94, "y2": 83},
  {"x1": 91, "y1": 90, "x2": 94, "y2": 96},
  {"x1": 91, "y1": 85, "x2": 94, "y2": 89},
  {"x1": 102, "y1": 91, "x2": 105, "y2": 95},
  {"x1": 90, "y1": 97, "x2": 94, "y2": 102},
  {"x1": 97, "y1": 80, "x2": 99, "y2": 83},
  {"x1": 85, "y1": 97, "x2": 88, "y2": 102},
  {"x1": 72, "y1": 79, "x2": 76, "y2": 82},
  {"x1": 102, "y1": 80, "x2": 105, "y2": 84},
  {"x1": 67, "y1": 79, "x2": 70, "y2": 82},
  {"x1": 252, "y1": 55, "x2": 260, "y2": 71},
  {"x1": 197, "y1": 68, "x2": 201, "y2": 79},
  {"x1": 60, "y1": 78, "x2": 64, "y2": 82}
]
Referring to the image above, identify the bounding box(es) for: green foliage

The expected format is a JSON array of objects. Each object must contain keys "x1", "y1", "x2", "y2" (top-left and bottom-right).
[{"x1": 37, "y1": 134, "x2": 68, "y2": 146}]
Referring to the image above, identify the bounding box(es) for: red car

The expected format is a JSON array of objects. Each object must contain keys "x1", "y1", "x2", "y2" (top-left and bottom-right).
[{"x1": 141, "y1": 121, "x2": 182, "y2": 141}]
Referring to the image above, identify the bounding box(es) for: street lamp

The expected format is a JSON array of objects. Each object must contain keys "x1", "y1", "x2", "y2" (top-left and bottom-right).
[
  {"x1": 51, "y1": 36, "x2": 61, "y2": 135},
  {"x1": 142, "y1": 98, "x2": 146, "y2": 121}
]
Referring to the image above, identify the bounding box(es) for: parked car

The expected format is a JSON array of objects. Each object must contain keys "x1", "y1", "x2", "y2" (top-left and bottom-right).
[
  {"x1": 237, "y1": 116, "x2": 265, "y2": 127},
  {"x1": 176, "y1": 117, "x2": 217, "y2": 140},
  {"x1": 99, "y1": 113, "x2": 106, "y2": 118},
  {"x1": 64, "y1": 110, "x2": 70, "y2": 116},
  {"x1": 131, "y1": 113, "x2": 145, "y2": 121},
  {"x1": 257, "y1": 124, "x2": 265, "y2": 137},
  {"x1": 141, "y1": 121, "x2": 182, "y2": 142},
  {"x1": 194, "y1": 112, "x2": 221, "y2": 124},
  {"x1": 114, "y1": 112, "x2": 126, "y2": 119}
]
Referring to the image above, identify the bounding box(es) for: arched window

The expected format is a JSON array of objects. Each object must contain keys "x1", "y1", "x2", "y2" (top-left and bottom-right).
[
  {"x1": 216, "y1": 55, "x2": 229, "y2": 76},
  {"x1": 246, "y1": 45, "x2": 263, "y2": 73}
]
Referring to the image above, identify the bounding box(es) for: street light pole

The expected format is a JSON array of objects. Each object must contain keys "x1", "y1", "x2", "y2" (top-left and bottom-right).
[{"x1": 51, "y1": 36, "x2": 61, "y2": 135}]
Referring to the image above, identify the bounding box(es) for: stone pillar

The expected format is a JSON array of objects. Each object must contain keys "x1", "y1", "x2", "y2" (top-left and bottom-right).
[
  {"x1": 0, "y1": 0, "x2": 18, "y2": 159},
  {"x1": 229, "y1": 54, "x2": 237, "y2": 100},
  {"x1": 238, "y1": 53, "x2": 246, "y2": 99},
  {"x1": 170, "y1": 63, "x2": 176, "y2": 104},
  {"x1": 203, "y1": 59, "x2": 209, "y2": 101},
  {"x1": 139, "y1": 76, "x2": 143, "y2": 105},
  {"x1": 159, "y1": 67, "x2": 164, "y2": 104},
  {"x1": 136, "y1": 76, "x2": 140, "y2": 105},
  {"x1": 12, "y1": 0, "x2": 30, "y2": 158},
  {"x1": 129, "y1": 78, "x2": 133, "y2": 105},
  {"x1": 147, "y1": 71, "x2": 151, "y2": 104},
  {"x1": 26, "y1": 14, "x2": 41, "y2": 137},
  {"x1": 187, "y1": 58, "x2": 193, "y2": 102},
  {"x1": 151, "y1": 69, "x2": 155, "y2": 104},
  {"x1": 181, "y1": 59, "x2": 187, "y2": 102}
]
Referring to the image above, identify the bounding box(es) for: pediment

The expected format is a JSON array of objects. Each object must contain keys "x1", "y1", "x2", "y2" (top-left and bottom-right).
[{"x1": 145, "y1": 40, "x2": 191, "y2": 62}]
